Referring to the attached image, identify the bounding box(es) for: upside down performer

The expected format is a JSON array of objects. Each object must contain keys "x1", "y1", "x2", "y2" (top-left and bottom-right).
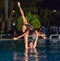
[{"x1": 13, "y1": 2, "x2": 47, "y2": 49}]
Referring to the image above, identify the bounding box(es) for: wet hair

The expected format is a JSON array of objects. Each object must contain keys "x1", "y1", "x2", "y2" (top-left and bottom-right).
[
  {"x1": 28, "y1": 41, "x2": 33, "y2": 47},
  {"x1": 28, "y1": 41, "x2": 32, "y2": 44}
]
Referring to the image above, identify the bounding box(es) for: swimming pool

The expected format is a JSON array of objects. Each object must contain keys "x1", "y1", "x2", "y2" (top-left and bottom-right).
[{"x1": 0, "y1": 39, "x2": 60, "y2": 61}]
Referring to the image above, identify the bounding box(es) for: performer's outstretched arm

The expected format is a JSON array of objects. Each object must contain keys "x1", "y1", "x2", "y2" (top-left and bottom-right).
[
  {"x1": 17, "y1": 2, "x2": 28, "y2": 24},
  {"x1": 13, "y1": 31, "x2": 28, "y2": 40},
  {"x1": 38, "y1": 32, "x2": 47, "y2": 39}
]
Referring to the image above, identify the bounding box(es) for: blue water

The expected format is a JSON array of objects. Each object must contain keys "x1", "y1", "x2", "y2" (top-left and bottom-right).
[{"x1": 0, "y1": 39, "x2": 60, "y2": 61}]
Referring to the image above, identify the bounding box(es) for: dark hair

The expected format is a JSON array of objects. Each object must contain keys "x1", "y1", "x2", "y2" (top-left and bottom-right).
[
  {"x1": 28, "y1": 41, "x2": 33, "y2": 47},
  {"x1": 28, "y1": 41, "x2": 32, "y2": 44},
  {"x1": 25, "y1": 24, "x2": 33, "y2": 30}
]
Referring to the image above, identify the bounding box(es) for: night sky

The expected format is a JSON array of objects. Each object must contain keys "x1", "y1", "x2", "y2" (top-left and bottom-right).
[
  {"x1": 41, "y1": 0, "x2": 60, "y2": 26},
  {"x1": 41, "y1": 0, "x2": 60, "y2": 10}
]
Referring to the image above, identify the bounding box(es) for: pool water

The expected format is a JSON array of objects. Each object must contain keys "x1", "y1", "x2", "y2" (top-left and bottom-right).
[{"x1": 0, "y1": 39, "x2": 60, "y2": 61}]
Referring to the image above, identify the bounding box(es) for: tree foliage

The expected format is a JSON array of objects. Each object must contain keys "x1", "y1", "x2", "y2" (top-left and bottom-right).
[
  {"x1": 16, "y1": 11, "x2": 41, "y2": 31},
  {"x1": 26, "y1": 12, "x2": 41, "y2": 29}
]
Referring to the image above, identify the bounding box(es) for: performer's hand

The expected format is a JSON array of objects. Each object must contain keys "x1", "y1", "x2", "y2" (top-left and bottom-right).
[
  {"x1": 13, "y1": 37, "x2": 17, "y2": 40},
  {"x1": 43, "y1": 36, "x2": 47, "y2": 39},
  {"x1": 18, "y1": 2, "x2": 20, "y2": 8}
]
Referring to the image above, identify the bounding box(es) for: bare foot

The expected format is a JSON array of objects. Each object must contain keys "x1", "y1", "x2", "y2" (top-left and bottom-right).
[{"x1": 17, "y1": 2, "x2": 20, "y2": 8}]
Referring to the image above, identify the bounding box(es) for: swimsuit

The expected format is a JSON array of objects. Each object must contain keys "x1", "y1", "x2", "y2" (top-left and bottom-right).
[
  {"x1": 24, "y1": 24, "x2": 34, "y2": 30},
  {"x1": 28, "y1": 30, "x2": 37, "y2": 43},
  {"x1": 24, "y1": 24, "x2": 37, "y2": 42}
]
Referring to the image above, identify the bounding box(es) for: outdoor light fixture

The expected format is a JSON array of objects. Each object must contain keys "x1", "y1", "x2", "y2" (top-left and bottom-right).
[
  {"x1": 12, "y1": 10, "x2": 15, "y2": 13},
  {"x1": 13, "y1": 23, "x2": 15, "y2": 26},
  {"x1": 53, "y1": 10, "x2": 56, "y2": 12}
]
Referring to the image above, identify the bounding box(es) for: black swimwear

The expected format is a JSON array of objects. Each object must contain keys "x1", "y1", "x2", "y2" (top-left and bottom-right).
[
  {"x1": 24, "y1": 24, "x2": 37, "y2": 43},
  {"x1": 24, "y1": 24, "x2": 34, "y2": 30},
  {"x1": 28, "y1": 30, "x2": 37, "y2": 43}
]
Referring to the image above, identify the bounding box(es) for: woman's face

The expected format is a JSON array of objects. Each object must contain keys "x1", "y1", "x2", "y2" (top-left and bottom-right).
[{"x1": 29, "y1": 42, "x2": 33, "y2": 48}]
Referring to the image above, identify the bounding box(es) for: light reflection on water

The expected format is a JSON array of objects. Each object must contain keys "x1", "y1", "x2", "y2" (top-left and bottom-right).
[
  {"x1": 13, "y1": 47, "x2": 47, "y2": 61},
  {"x1": 0, "y1": 40, "x2": 60, "y2": 61}
]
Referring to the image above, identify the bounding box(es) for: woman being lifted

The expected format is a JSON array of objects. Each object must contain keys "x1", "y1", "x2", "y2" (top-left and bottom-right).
[{"x1": 13, "y1": 2, "x2": 38, "y2": 49}]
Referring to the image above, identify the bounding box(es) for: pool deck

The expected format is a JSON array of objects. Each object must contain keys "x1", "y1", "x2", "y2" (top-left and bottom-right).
[{"x1": 0, "y1": 38, "x2": 19, "y2": 41}]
